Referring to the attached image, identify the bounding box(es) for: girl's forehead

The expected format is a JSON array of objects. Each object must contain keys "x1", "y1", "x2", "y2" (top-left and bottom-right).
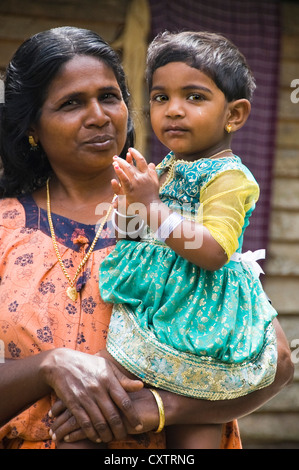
[{"x1": 151, "y1": 62, "x2": 216, "y2": 91}]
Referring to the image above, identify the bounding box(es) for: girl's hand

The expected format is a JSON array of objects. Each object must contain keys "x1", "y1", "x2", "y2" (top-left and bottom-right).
[
  {"x1": 40, "y1": 348, "x2": 144, "y2": 443},
  {"x1": 111, "y1": 148, "x2": 160, "y2": 211}
]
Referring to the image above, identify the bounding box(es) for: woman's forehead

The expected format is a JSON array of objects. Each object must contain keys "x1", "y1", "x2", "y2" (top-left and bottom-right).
[{"x1": 47, "y1": 55, "x2": 119, "y2": 98}]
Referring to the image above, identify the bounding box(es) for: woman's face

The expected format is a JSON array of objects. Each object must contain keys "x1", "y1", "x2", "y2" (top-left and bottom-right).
[{"x1": 32, "y1": 55, "x2": 129, "y2": 177}]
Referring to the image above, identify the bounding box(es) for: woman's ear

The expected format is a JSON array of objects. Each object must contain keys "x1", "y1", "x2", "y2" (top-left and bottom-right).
[
  {"x1": 226, "y1": 99, "x2": 251, "y2": 133},
  {"x1": 27, "y1": 125, "x2": 39, "y2": 143}
]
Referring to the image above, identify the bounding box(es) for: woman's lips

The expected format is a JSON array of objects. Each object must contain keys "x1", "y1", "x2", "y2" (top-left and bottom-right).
[
  {"x1": 85, "y1": 134, "x2": 113, "y2": 143},
  {"x1": 83, "y1": 134, "x2": 114, "y2": 149}
]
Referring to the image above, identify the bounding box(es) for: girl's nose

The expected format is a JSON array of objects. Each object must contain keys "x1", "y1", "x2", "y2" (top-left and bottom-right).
[
  {"x1": 165, "y1": 98, "x2": 185, "y2": 118},
  {"x1": 85, "y1": 99, "x2": 110, "y2": 127}
]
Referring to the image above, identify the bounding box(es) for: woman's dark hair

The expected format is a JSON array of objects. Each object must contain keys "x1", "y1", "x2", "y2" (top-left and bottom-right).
[
  {"x1": 146, "y1": 30, "x2": 256, "y2": 103},
  {"x1": 0, "y1": 26, "x2": 134, "y2": 197}
]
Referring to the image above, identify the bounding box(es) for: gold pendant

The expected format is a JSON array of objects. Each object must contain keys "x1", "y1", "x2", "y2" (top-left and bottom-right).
[{"x1": 66, "y1": 286, "x2": 78, "y2": 301}]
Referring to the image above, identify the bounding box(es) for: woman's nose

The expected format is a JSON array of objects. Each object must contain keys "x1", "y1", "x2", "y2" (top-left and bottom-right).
[{"x1": 85, "y1": 100, "x2": 110, "y2": 127}]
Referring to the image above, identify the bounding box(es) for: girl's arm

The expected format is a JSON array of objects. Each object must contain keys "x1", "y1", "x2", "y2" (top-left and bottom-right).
[{"x1": 112, "y1": 150, "x2": 227, "y2": 271}]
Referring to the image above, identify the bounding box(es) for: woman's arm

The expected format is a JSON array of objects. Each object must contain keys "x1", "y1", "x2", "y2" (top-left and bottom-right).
[
  {"x1": 50, "y1": 318, "x2": 294, "y2": 443},
  {"x1": 160, "y1": 318, "x2": 294, "y2": 427},
  {"x1": 0, "y1": 348, "x2": 144, "y2": 442},
  {"x1": 115, "y1": 318, "x2": 294, "y2": 431},
  {"x1": 0, "y1": 353, "x2": 52, "y2": 426}
]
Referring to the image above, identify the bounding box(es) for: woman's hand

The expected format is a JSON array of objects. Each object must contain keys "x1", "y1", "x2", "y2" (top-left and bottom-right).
[
  {"x1": 40, "y1": 348, "x2": 144, "y2": 443},
  {"x1": 50, "y1": 388, "x2": 161, "y2": 444}
]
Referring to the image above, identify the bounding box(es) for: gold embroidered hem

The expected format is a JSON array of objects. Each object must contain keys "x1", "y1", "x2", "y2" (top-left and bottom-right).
[{"x1": 107, "y1": 304, "x2": 277, "y2": 400}]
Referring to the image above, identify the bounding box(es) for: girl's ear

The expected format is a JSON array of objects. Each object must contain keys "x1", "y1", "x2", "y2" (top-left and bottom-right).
[{"x1": 226, "y1": 99, "x2": 251, "y2": 133}]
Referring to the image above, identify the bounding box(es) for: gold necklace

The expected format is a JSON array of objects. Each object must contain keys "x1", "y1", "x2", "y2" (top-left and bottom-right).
[
  {"x1": 160, "y1": 148, "x2": 233, "y2": 192},
  {"x1": 46, "y1": 178, "x2": 115, "y2": 301}
]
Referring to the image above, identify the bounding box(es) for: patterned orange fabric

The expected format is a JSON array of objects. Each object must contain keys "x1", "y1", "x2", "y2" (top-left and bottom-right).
[{"x1": 0, "y1": 196, "x2": 241, "y2": 449}]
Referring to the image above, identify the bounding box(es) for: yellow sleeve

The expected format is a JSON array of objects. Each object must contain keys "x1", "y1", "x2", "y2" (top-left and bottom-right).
[{"x1": 197, "y1": 170, "x2": 260, "y2": 260}]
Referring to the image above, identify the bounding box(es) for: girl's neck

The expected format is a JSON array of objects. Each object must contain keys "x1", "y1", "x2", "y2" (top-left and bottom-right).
[{"x1": 172, "y1": 148, "x2": 233, "y2": 162}]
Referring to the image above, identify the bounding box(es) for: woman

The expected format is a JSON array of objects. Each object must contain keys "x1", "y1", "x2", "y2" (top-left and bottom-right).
[{"x1": 0, "y1": 27, "x2": 293, "y2": 449}]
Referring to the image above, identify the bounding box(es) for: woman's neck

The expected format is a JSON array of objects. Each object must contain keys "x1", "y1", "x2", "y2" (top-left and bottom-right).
[{"x1": 33, "y1": 166, "x2": 116, "y2": 225}]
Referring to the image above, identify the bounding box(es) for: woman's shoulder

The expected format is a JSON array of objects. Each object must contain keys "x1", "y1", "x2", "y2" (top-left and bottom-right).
[{"x1": 0, "y1": 197, "x2": 26, "y2": 229}]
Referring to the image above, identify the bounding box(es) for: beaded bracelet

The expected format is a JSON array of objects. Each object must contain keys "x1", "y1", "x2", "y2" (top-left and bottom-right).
[
  {"x1": 149, "y1": 389, "x2": 165, "y2": 433},
  {"x1": 154, "y1": 212, "x2": 184, "y2": 243}
]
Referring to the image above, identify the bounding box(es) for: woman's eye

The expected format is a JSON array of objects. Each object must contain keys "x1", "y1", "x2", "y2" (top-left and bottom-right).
[
  {"x1": 101, "y1": 93, "x2": 120, "y2": 102},
  {"x1": 61, "y1": 99, "x2": 80, "y2": 108}
]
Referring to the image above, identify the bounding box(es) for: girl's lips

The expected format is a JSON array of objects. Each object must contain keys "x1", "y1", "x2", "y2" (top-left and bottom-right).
[
  {"x1": 165, "y1": 126, "x2": 188, "y2": 132},
  {"x1": 164, "y1": 127, "x2": 188, "y2": 136}
]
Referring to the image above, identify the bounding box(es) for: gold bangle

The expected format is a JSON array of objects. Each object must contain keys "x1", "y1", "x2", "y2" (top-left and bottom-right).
[{"x1": 149, "y1": 388, "x2": 165, "y2": 433}]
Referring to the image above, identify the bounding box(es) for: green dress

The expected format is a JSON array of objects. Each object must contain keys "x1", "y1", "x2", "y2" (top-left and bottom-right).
[{"x1": 99, "y1": 153, "x2": 277, "y2": 400}]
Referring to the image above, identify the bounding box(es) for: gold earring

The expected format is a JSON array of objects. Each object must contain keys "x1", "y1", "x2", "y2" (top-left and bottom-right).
[
  {"x1": 225, "y1": 124, "x2": 232, "y2": 134},
  {"x1": 29, "y1": 135, "x2": 38, "y2": 148}
]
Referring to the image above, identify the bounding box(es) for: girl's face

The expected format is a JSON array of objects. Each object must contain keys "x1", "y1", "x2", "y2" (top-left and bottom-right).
[
  {"x1": 150, "y1": 62, "x2": 231, "y2": 160},
  {"x1": 32, "y1": 55, "x2": 128, "y2": 178}
]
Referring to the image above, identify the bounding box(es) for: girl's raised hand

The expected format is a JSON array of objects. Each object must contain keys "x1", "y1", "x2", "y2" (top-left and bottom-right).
[{"x1": 111, "y1": 148, "x2": 160, "y2": 210}]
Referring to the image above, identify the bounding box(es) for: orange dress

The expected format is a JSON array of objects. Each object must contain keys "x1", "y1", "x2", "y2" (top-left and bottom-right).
[{"x1": 0, "y1": 196, "x2": 241, "y2": 449}]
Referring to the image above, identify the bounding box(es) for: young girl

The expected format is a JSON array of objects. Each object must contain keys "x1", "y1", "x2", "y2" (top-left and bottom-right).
[{"x1": 98, "y1": 31, "x2": 278, "y2": 449}]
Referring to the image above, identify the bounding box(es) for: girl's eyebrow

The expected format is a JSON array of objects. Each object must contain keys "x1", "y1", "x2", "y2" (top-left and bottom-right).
[
  {"x1": 182, "y1": 85, "x2": 213, "y2": 94},
  {"x1": 150, "y1": 85, "x2": 213, "y2": 94}
]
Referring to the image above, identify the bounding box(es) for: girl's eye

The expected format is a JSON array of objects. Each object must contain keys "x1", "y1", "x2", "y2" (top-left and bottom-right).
[
  {"x1": 151, "y1": 94, "x2": 168, "y2": 103},
  {"x1": 188, "y1": 93, "x2": 204, "y2": 101}
]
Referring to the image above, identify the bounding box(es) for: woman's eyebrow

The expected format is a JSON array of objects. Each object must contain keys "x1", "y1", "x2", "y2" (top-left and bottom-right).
[
  {"x1": 56, "y1": 91, "x2": 82, "y2": 103},
  {"x1": 54, "y1": 86, "x2": 121, "y2": 105}
]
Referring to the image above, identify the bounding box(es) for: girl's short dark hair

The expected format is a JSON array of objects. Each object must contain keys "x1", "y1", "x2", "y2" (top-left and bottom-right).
[
  {"x1": 146, "y1": 30, "x2": 256, "y2": 102},
  {"x1": 0, "y1": 26, "x2": 134, "y2": 197}
]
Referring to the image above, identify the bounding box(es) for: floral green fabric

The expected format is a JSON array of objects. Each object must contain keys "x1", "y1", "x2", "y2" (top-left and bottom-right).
[{"x1": 99, "y1": 153, "x2": 278, "y2": 399}]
